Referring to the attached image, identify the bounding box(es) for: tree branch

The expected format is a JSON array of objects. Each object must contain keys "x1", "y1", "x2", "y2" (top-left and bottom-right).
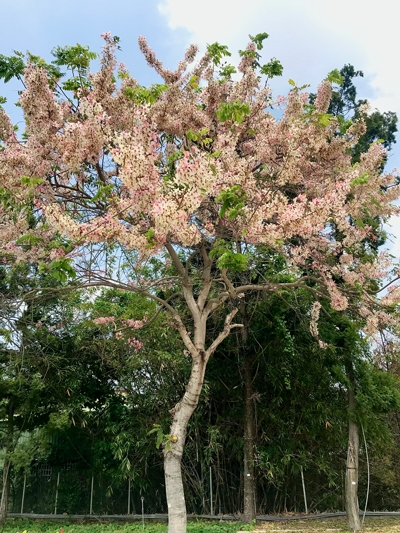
[{"x1": 205, "y1": 308, "x2": 243, "y2": 360}]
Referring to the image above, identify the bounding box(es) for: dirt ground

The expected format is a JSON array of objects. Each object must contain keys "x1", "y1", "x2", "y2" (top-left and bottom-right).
[{"x1": 251, "y1": 517, "x2": 400, "y2": 533}]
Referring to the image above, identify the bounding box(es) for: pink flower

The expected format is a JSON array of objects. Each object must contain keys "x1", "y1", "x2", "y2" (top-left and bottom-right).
[
  {"x1": 127, "y1": 337, "x2": 143, "y2": 352},
  {"x1": 93, "y1": 316, "x2": 116, "y2": 325}
]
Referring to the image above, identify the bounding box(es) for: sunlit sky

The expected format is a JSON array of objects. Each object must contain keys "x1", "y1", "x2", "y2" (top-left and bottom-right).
[{"x1": 2, "y1": 0, "x2": 400, "y2": 254}]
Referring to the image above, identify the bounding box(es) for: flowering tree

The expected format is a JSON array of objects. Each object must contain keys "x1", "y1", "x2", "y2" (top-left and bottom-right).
[{"x1": 1, "y1": 33, "x2": 400, "y2": 532}]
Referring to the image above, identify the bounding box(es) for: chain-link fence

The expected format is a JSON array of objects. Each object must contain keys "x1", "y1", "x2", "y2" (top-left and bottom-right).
[
  {"x1": 2, "y1": 461, "x2": 343, "y2": 517},
  {"x1": 3, "y1": 459, "x2": 378, "y2": 516},
  {"x1": 6, "y1": 463, "x2": 169, "y2": 516}
]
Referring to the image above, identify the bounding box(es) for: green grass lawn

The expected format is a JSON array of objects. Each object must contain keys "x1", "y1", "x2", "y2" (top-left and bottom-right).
[
  {"x1": 5, "y1": 518, "x2": 400, "y2": 533},
  {"x1": 2, "y1": 520, "x2": 254, "y2": 533}
]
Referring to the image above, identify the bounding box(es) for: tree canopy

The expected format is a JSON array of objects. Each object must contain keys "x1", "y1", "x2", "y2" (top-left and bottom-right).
[{"x1": 1, "y1": 33, "x2": 400, "y2": 533}]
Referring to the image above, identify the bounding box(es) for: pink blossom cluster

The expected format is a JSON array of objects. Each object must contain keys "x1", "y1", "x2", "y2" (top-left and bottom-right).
[
  {"x1": 127, "y1": 337, "x2": 143, "y2": 352},
  {"x1": 93, "y1": 316, "x2": 116, "y2": 325},
  {"x1": 123, "y1": 318, "x2": 144, "y2": 329},
  {"x1": 310, "y1": 301, "x2": 321, "y2": 339},
  {"x1": 0, "y1": 34, "x2": 399, "y2": 336}
]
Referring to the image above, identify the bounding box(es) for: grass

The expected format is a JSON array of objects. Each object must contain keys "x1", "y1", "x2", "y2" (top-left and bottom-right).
[
  {"x1": 4, "y1": 517, "x2": 400, "y2": 533},
  {"x1": 2, "y1": 520, "x2": 253, "y2": 533}
]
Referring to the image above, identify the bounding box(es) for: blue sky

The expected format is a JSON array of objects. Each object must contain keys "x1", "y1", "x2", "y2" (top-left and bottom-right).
[
  {"x1": 0, "y1": 0, "x2": 190, "y2": 122},
  {"x1": 1, "y1": 0, "x2": 400, "y2": 252}
]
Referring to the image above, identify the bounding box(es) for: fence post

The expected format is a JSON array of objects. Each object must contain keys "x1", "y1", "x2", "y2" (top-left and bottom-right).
[
  {"x1": 141, "y1": 496, "x2": 144, "y2": 530},
  {"x1": 20, "y1": 472, "x2": 27, "y2": 514},
  {"x1": 54, "y1": 472, "x2": 60, "y2": 515},
  {"x1": 300, "y1": 467, "x2": 308, "y2": 514},
  {"x1": 90, "y1": 476, "x2": 94, "y2": 515},
  {"x1": 127, "y1": 478, "x2": 131, "y2": 515},
  {"x1": 210, "y1": 466, "x2": 214, "y2": 516}
]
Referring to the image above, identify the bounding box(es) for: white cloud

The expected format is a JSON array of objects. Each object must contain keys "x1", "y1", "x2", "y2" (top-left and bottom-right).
[
  {"x1": 158, "y1": 0, "x2": 400, "y2": 259},
  {"x1": 158, "y1": 0, "x2": 400, "y2": 111}
]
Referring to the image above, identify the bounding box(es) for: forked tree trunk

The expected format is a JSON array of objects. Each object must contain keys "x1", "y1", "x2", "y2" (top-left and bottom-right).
[
  {"x1": 346, "y1": 385, "x2": 361, "y2": 531},
  {"x1": 162, "y1": 245, "x2": 241, "y2": 533},
  {"x1": 164, "y1": 356, "x2": 206, "y2": 533},
  {"x1": 243, "y1": 356, "x2": 256, "y2": 523}
]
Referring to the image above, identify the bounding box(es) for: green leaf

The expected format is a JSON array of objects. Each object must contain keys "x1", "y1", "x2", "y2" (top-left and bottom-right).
[
  {"x1": 326, "y1": 69, "x2": 344, "y2": 85},
  {"x1": 124, "y1": 83, "x2": 168, "y2": 105},
  {"x1": 147, "y1": 424, "x2": 165, "y2": 450},
  {"x1": 208, "y1": 150, "x2": 222, "y2": 159},
  {"x1": 206, "y1": 42, "x2": 231, "y2": 66},
  {"x1": 145, "y1": 228, "x2": 157, "y2": 248},
  {"x1": 238, "y1": 49, "x2": 258, "y2": 60},
  {"x1": 219, "y1": 65, "x2": 237, "y2": 79},
  {"x1": 186, "y1": 129, "x2": 198, "y2": 142},
  {"x1": 355, "y1": 217, "x2": 365, "y2": 229},
  {"x1": 45, "y1": 257, "x2": 77, "y2": 282},
  {"x1": 62, "y1": 77, "x2": 91, "y2": 92},
  {"x1": 337, "y1": 114, "x2": 353, "y2": 134},
  {"x1": 186, "y1": 127, "x2": 211, "y2": 145},
  {"x1": 249, "y1": 32, "x2": 269, "y2": 51},
  {"x1": 21, "y1": 176, "x2": 45, "y2": 187},
  {"x1": 15, "y1": 234, "x2": 44, "y2": 247},
  {"x1": 189, "y1": 75, "x2": 199, "y2": 89},
  {"x1": 216, "y1": 100, "x2": 250, "y2": 124},
  {"x1": 350, "y1": 173, "x2": 370, "y2": 187},
  {"x1": 288, "y1": 79, "x2": 311, "y2": 91},
  {"x1": 260, "y1": 58, "x2": 283, "y2": 78},
  {"x1": 0, "y1": 54, "x2": 25, "y2": 83},
  {"x1": 147, "y1": 423, "x2": 161, "y2": 435},
  {"x1": 317, "y1": 113, "x2": 332, "y2": 127},
  {"x1": 210, "y1": 240, "x2": 248, "y2": 273},
  {"x1": 92, "y1": 184, "x2": 114, "y2": 202},
  {"x1": 51, "y1": 44, "x2": 97, "y2": 73},
  {"x1": 217, "y1": 185, "x2": 247, "y2": 219}
]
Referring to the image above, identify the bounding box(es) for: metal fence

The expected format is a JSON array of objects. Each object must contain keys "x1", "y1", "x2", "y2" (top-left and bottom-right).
[
  {"x1": 7, "y1": 464, "x2": 169, "y2": 516},
  {"x1": 3, "y1": 460, "x2": 379, "y2": 516},
  {"x1": 1, "y1": 463, "x2": 335, "y2": 517}
]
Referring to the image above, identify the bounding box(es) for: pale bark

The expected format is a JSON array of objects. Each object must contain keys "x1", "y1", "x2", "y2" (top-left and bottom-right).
[
  {"x1": 0, "y1": 459, "x2": 11, "y2": 525},
  {"x1": 243, "y1": 357, "x2": 256, "y2": 523},
  {"x1": 163, "y1": 245, "x2": 242, "y2": 533},
  {"x1": 163, "y1": 311, "x2": 240, "y2": 532},
  {"x1": 0, "y1": 399, "x2": 14, "y2": 525},
  {"x1": 164, "y1": 357, "x2": 206, "y2": 533},
  {"x1": 345, "y1": 386, "x2": 361, "y2": 531}
]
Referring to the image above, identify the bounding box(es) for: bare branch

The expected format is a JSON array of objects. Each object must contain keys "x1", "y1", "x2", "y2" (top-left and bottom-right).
[
  {"x1": 165, "y1": 243, "x2": 186, "y2": 278},
  {"x1": 205, "y1": 308, "x2": 243, "y2": 360},
  {"x1": 197, "y1": 242, "x2": 213, "y2": 312}
]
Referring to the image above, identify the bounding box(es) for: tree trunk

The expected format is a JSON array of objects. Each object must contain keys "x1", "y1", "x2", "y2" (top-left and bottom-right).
[
  {"x1": 243, "y1": 356, "x2": 256, "y2": 523},
  {"x1": 345, "y1": 386, "x2": 361, "y2": 531},
  {"x1": 0, "y1": 459, "x2": 11, "y2": 525},
  {"x1": 164, "y1": 356, "x2": 206, "y2": 533},
  {"x1": 161, "y1": 246, "x2": 241, "y2": 533},
  {"x1": 0, "y1": 399, "x2": 14, "y2": 525}
]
